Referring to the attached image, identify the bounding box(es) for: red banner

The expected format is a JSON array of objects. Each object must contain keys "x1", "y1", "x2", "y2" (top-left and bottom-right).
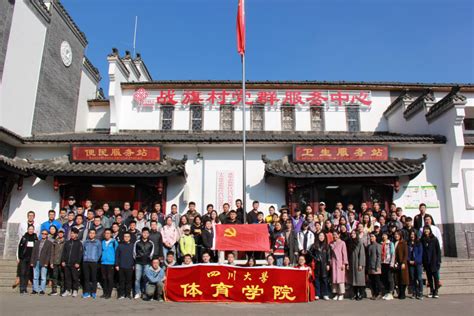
[
  {"x1": 165, "y1": 264, "x2": 310, "y2": 303},
  {"x1": 294, "y1": 144, "x2": 389, "y2": 162},
  {"x1": 214, "y1": 224, "x2": 270, "y2": 251},
  {"x1": 71, "y1": 145, "x2": 161, "y2": 162}
]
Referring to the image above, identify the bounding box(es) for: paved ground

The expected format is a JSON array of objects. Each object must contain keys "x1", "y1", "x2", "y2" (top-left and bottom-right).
[{"x1": 0, "y1": 293, "x2": 472, "y2": 316}]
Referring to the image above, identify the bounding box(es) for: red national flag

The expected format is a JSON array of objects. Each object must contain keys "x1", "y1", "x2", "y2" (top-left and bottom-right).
[
  {"x1": 236, "y1": 0, "x2": 245, "y2": 55},
  {"x1": 214, "y1": 224, "x2": 270, "y2": 251}
]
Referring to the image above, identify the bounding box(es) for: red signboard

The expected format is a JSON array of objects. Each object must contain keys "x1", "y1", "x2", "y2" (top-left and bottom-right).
[
  {"x1": 71, "y1": 145, "x2": 161, "y2": 162},
  {"x1": 165, "y1": 264, "x2": 310, "y2": 303},
  {"x1": 213, "y1": 224, "x2": 271, "y2": 252},
  {"x1": 294, "y1": 145, "x2": 389, "y2": 162}
]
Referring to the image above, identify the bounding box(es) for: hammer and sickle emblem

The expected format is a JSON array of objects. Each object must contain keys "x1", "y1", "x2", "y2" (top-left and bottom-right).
[{"x1": 224, "y1": 227, "x2": 237, "y2": 237}]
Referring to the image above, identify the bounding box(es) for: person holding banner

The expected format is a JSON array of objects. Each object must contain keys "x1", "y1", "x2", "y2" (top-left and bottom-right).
[
  {"x1": 270, "y1": 221, "x2": 286, "y2": 266},
  {"x1": 295, "y1": 255, "x2": 316, "y2": 300},
  {"x1": 201, "y1": 220, "x2": 215, "y2": 262},
  {"x1": 330, "y1": 231, "x2": 348, "y2": 300}
]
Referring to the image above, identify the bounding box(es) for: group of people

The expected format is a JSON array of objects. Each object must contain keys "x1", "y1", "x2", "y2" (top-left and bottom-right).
[{"x1": 15, "y1": 195, "x2": 442, "y2": 302}]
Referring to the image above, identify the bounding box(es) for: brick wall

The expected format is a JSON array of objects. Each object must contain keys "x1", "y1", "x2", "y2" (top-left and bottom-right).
[{"x1": 31, "y1": 2, "x2": 85, "y2": 134}]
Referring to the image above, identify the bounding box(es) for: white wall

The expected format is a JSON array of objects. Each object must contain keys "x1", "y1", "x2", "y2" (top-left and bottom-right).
[
  {"x1": 458, "y1": 149, "x2": 474, "y2": 222},
  {"x1": 113, "y1": 88, "x2": 400, "y2": 132},
  {"x1": 7, "y1": 176, "x2": 60, "y2": 224},
  {"x1": 75, "y1": 68, "x2": 98, "y2": 131},
  {"x1": 0, "y1": 0, "x2": 47, "y2": 136},
  {"x1": 164, "y1": 145, "x2": 287, "y2": 215},
  {"x1": 392, "y1": 147, "x2": 446, "y2": 226},
  {"x1": 87, "y1": 105, "x2": 110, "y2": 130}
]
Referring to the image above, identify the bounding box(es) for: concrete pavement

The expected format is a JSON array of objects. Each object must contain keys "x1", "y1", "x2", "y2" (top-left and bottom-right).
[{"x1": 0, "y1": 293, "x2": 473, "y2": 316}]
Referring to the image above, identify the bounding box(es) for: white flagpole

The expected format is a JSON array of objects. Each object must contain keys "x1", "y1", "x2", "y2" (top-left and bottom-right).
[
  {"x1": 133, "y1": 16, "x2": 138, "y2": 56},
  {"x1": 242, "y1": 52, "x2": 247, "y2": 223}
]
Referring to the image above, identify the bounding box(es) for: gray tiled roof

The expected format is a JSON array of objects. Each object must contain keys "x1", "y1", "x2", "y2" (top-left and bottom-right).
[
  {"x1": 30, "y1": 155, "x2": 187, "y2": 177},
  {"x1": 22, "y1": 131, "x2": 447, "y2": 144},
  {"x1": 464, "y1": 134, "x2": 474, "y2": 146},
  {"x1": 0, "y1": 155, "x2": 30, "y2": 175},
  {"x1": 121, "y1": 80, "x2": 474, "y2": 90},
  {"x1": 262, "y1": 155, "x2": 426, "y2": 179},
  {"x1": 426, "y1": 86, "x2": 467, "y2": 123},
  {"x1": 0, "y1": 154, "x2": 187, "y2": 177}
]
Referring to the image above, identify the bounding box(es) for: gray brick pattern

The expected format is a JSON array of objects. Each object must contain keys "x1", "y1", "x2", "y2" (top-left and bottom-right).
[
  {"x1": 0, "y1": 0, "x2": 15, "y2": 81},
  {"x1": 31, "y1": 3, "x2": 85, "y2": 134}
]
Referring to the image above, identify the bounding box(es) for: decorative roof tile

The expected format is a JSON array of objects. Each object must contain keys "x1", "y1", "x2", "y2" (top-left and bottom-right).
[
  {"x1": 426, "y1": 86, "x2": 467, "y2": 123},
  {"x1": 22, "y1": 131, "x2": 447, "y2": 144},
  {"x1": 403, "y1": 89, "x2": 435, "y2": 120},
  {"x1": 0, "y1": 155, "x2": 30, "y2": 175},
  {"x1": 262, "y1": 155, "x2": 426, "y2": 179},
  {"x1": 29, "y1": 155, "x2": 187, "y2": 177}
]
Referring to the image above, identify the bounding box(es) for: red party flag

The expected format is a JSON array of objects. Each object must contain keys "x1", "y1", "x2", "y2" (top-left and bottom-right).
[
  {"x1": 214, "y1": 224, "x2": 270, "y2": 251},
  {"x1": 236, "y1": 0, "x2": 245, "y2": 55}
]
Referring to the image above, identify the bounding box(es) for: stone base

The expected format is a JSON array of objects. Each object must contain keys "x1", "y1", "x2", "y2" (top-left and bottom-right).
[{"x1": 441, "y1": 223, "x2": 474, "y2": 258}]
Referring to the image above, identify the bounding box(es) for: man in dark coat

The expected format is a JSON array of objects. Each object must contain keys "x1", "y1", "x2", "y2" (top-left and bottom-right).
[
  {"x1": 149, "y1": 220, "x2": 164, "y2": 260},
  {"x1": 30, "y1": 229, "x2": 53, "y2": 294},
  {"x1": 61, "y1": 228, "x2": 83, "y2": 297}
]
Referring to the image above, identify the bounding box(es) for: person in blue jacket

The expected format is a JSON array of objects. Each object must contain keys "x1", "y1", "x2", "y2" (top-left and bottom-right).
[
  {"x1": 39, "y1": 210, "x2": 62, "y2": 240},
  {"x1": 143, "y1": 257, "x2": 166, "y2": 301},
  {"x1": 101, "y1": 229, "x2": 118, "y2": 299},
  {"x1": 82, "y1": 229, "x2": 102, "y2": 299},
  {"x1": 408, "y1": 230, "x2": 423, "y2": 300}
]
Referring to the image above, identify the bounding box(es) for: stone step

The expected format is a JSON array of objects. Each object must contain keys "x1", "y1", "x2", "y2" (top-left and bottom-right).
[
  {"x1": 438, "y1": 284, "x2": 474, "y2": 294},
  {"x1": 0, "y1": 266, "x2": 17, "y2": 273},
  {"x1": 441, "y1": 259, "x2": 474, "y2": 267},
  {"x1": 440, "y1": 271, "x2": 474, "y2": 278},
  {"x1": 0, "y1": 260, "x2": 17, "y2": 266},
  {"x1": 439, "y1": 265, "x2": 474, "y2": 273},
  {"x1": 441, "y1": 276, "x2": 474, "y2": 286}
]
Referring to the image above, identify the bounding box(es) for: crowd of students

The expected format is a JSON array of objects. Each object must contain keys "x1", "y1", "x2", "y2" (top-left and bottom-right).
[{"x1": 15, "y1": 195, "x2": 442, "y2": 302}]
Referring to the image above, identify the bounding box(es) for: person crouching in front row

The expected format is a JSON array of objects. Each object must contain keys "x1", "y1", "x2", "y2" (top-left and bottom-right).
[{"x1": 143, "y1": 258, "x2": 166, "y2": 301}]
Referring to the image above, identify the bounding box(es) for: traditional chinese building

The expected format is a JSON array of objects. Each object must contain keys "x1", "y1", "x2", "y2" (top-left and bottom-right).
[{"x1": 0, "y1": 0, "x2": 473, "y2": 259}]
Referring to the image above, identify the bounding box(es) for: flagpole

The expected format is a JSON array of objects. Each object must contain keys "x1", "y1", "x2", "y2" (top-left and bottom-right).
[{"x1": 242, "y1": 53, "x2": 247, "y2": 223}]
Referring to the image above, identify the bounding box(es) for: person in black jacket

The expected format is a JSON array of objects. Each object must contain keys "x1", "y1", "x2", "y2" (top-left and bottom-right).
[
  {"x1": 61, "y1": 227, "x2": 83, "y2": 297},
  {"x1": 115, "y1": 231, "x2": 135, "y2": 299},
  {"x1": 201, "y1": 220, "x2": 215, "y2": 262},
  {"x1": 421, "y1": 225, "x2": 442, "y2": 298},
  {"x1": 17, "y1": 226, "x2": 38, "y2": 294},
  {"x1": 133, "y1": 227, "x2": 154, "y2": 298},
  {"x1": 310, "y1": 232, "x2": 331, "y2": 300},
  {"x1": 148, "y1": 221, "x2": 163, "y2": 260}
]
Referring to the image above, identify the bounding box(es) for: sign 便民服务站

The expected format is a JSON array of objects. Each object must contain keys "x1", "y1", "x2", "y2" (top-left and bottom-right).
[{"x1": 71, "y1": 145, "x2": 161, "y2": 162}]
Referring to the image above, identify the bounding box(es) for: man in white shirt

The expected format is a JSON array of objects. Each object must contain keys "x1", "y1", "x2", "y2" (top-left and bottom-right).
[{"x1": 18, "y1": 211, "x2": 40, "y2": 239}]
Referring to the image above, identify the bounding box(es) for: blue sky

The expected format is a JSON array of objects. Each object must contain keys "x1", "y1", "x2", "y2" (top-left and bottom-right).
[{"x1": 63, "y1": 0, "x2": 473, "y2": 94}]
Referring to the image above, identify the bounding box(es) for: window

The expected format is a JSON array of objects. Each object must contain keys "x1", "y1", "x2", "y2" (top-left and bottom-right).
[
  {"x1": 251, "y1": 106, "x2": 264, "y2": 131},
  {"x1": 220, "y1": 105, "x2": 234, "y2": 131},
  {"x1": 464, "y1": 118, "x2": 474, "y2": 132},
  {"x1": 190, "y1": 105, "x2": 203, "y2": 131},
  {"x1": 281, "y1": 105, "x2": 295, "y2": 131},
  {"x1": 311, "y1": 107, "x2": 325, "y2": 131},
  {"x1": 161, "y1": 106, "x2": 174, "y2": 130},
  {"x1": 346, "y1": 105, "x2": 360, "y2": 132}
]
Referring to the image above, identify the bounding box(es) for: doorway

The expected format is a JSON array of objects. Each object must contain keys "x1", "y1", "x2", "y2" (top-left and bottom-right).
[{"x1": 289, "y1": 180, "x2": 392, "y2": 214}]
